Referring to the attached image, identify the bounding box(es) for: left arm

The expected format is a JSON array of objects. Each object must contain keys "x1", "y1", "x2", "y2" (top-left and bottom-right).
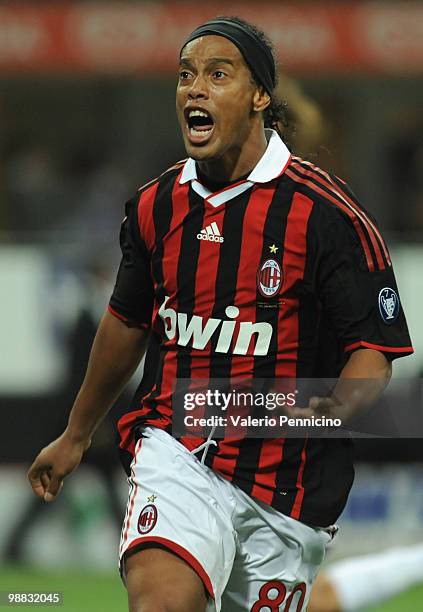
[
  {"x1": 335, "y1": 347, "x2": 391, "y2": 413},
  {"x1": 289, "y1": 348, "x2": 391, "y2": 423},
  {"x1": 300, "y1": 198, "x2": 413, "y2": 423}
]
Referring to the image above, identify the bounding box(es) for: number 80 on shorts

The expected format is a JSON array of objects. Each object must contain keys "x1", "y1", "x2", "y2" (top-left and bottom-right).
[{"x1": 251, "y1": 581, "x2": 306, "y2": 612}]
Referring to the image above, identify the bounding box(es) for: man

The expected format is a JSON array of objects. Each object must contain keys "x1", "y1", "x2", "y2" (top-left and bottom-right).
[
  {"x1": 28, "y1": 17, "x2": 413, "y2": 612},
  {"x1": 308, "y1": 543, "x2": 423, "y2": 612}
]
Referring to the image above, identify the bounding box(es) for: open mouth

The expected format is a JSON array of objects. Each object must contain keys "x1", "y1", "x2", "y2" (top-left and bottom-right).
[{"x1": 185, "y1": 109, "x2": 215, "y2": 144}]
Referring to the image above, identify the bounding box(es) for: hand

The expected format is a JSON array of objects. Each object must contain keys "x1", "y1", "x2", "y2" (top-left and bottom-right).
[
  {"x1": 286, "y1": 396, "x2": 341, "y2": 420},
  {"x1": 27, "y1": 433, "x2": 91, "y2": 503}
]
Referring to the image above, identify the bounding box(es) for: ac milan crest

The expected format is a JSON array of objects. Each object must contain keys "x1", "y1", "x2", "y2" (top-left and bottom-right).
[
  {"x1": 257, "y1": 259, "x2": 282, "y2": 298},
  {"x1": 137, "y1": 504, "x2": 157, "y2": 534}
]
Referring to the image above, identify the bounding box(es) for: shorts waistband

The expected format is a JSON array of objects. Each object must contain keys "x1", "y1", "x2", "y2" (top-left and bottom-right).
[
  {"x1": 143, "y1": 426, "x2": 217, "y2": 466},
  {"x1": 143, "y1": 426, "x2": 192, "y2": 456}
]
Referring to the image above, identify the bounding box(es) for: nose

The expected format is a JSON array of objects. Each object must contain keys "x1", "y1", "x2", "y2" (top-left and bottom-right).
[{"x1": 188, "y1": 74, "x2": 209, "y2": 100}]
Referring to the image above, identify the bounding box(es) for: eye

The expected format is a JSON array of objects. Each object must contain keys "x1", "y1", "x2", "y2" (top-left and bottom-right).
[
  {"x1": 213, "y1": 70, "x2": 226, "y2": 79},
  {"x1": 179, "y1": 70, "x2": 191, "y2": 81}
]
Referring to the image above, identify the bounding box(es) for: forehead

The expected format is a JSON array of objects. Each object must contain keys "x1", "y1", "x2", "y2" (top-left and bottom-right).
[{"x1": 180, "y1": 34, "x2": 245, "y2": 65}]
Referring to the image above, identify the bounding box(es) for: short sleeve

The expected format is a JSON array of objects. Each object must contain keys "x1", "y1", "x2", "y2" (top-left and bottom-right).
[
  {"x1": 108, "y1": 195, "x2": 154, "y2": 329},
  {"x1": 316, "y1": 216, "x2": 413, "y2": 361}
]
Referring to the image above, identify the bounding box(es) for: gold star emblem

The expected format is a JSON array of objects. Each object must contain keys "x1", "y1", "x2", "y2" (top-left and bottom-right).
[
  {"x1": 147, "y1": 494, "x2": 157, "y2": 503},
  {"x1": 269, "y1": 244, "x2": 278, "y2": 254}
]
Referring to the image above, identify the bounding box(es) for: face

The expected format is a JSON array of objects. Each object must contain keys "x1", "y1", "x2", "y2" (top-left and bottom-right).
[{"x1": 176, "y1": 35, "x2": 268, "y2": 161}]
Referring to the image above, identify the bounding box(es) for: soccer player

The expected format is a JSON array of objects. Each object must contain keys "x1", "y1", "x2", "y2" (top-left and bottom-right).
[
  {"x1": 308, "y1": 543, "x2": 423, "y2": 611},
  {"x1": 28, "y1": 17, "x2": 413, "y2": 612}
]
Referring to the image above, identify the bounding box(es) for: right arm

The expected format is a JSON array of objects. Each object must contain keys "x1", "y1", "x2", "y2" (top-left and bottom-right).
[
  {"x1": 28, "y1": 311, "x2": 149, "y2": 502},
  {"x1": 28, "y1": 193, "x2": 154, "y2": 502}
]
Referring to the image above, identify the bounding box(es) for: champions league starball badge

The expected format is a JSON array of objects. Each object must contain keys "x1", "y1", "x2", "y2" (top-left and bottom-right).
[{"x1": 378, "y1": 287, "x2": 400, "y2": 324}]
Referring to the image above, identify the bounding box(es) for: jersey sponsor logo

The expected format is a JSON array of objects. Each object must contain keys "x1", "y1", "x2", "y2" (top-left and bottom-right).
[
  {"x1": 378, "y1": 287, "x2": 400, "y2": 324},
  {"x1": 197, "y1": 222, "x2": 224, "y2": 243},
  {"x1": 257, "y1": 259, "x2": 282, "y2": 298},
  {"x1": 159, "y1": 297, "x2": 272, "y2": 356},
  {"x1": 137, "y1": 504, "x2": 157, "y2": 534}
]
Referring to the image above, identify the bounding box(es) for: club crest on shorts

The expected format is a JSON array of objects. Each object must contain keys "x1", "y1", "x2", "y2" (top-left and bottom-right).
[
  {"x1": 257, "y1": 259, "x2": 282, "y2": 298},
  {"x1": 378, "y1": 287, "x2": 399, "y2": 324},
  {"x1": 137, "y1": 504, "x2": 157, "y2": 534}
]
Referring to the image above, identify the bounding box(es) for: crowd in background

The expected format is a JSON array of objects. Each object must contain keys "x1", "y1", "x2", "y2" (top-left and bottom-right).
[{"x1": 0, "y1": 75, "x2": 422, "y2": 244}]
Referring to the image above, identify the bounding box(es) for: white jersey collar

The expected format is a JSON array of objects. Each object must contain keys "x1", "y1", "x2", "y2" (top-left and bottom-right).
[{"x1": 179, "y1": 130, "x2": 291, "y2": 207}]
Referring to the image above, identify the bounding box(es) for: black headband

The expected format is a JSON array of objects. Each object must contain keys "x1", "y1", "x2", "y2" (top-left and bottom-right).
[{"x1": 181, "y1": 18, "x2": 276, "y2": 95}]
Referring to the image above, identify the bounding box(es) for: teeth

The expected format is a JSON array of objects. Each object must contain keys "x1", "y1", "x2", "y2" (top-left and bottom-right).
[
  {"x1": 189, "y1": 110, "x2": 210, "y2": 118},
  {"x1": 190, "y1": 127, "x2": 213, "y2": 137}
]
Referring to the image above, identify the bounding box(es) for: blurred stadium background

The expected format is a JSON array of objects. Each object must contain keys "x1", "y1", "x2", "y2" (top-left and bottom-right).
[{"x1": 0, "y1": 1, "x2": 422, "y2": 610}]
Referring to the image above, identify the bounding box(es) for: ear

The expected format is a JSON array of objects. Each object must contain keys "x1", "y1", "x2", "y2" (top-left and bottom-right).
[{"x1": 253, "y1": 86, "x2": 271, "y2": 113}]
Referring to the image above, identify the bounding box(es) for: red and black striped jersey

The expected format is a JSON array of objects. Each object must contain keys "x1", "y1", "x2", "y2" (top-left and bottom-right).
[{"x1": 109, "y1": 130, "x2": 413, "y2": 526}]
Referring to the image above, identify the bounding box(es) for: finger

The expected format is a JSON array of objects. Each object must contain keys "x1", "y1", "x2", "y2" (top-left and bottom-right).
[
  {"x1": 309, "y1": 396, "x2": 337, "y2": 416},
  {"x1": 44, "y1": 476, "x2": 64, "y2": 502},
  {"x1": 285, "y1": 406, "x2": 314, "y2": 419},
  {"x1": 309, "y1": 396, "x2": 322, "y2": 411},
  {"x1": 27, "y1": 463, "x2": 49, "y2": 499},
  {"x1": 40, "y1": 471, "x2": 51, "y2": 491}
]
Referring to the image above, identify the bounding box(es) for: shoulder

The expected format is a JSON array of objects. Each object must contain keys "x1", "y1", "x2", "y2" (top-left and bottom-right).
[
  {"x1": 123, "y1": 159, "x2": 187, "y2": 222},
  {"x1": 285, "y1": 156, "x2": 390, "y2": 271},
  {"x1": 123, "y1": 159, "x2": 187, "y2": 248},
  {"x1": 126, "y1": 159, "x2": 187, "y2": 223},
  {"x1": 285, "y1": 156, "x2": 362, "y2": 224},
  {"x1": 137, "y1": 159, "x2": 187, "y2": 198}
]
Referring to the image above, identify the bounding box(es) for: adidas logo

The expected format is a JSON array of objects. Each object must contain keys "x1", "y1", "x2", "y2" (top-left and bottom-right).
[{"x1": 197, "y1": 222, "x2": 224, "y2": 243}]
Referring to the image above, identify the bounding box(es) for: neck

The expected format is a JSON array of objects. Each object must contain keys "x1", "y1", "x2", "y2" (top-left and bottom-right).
[{"x1": 197, "y1": 128, "x2": 268, "y2": 183}]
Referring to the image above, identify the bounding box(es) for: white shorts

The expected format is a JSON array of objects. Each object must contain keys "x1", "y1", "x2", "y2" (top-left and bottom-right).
[{"x1": 119, "y1": 427, "x2": 333, "y2": 611}]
